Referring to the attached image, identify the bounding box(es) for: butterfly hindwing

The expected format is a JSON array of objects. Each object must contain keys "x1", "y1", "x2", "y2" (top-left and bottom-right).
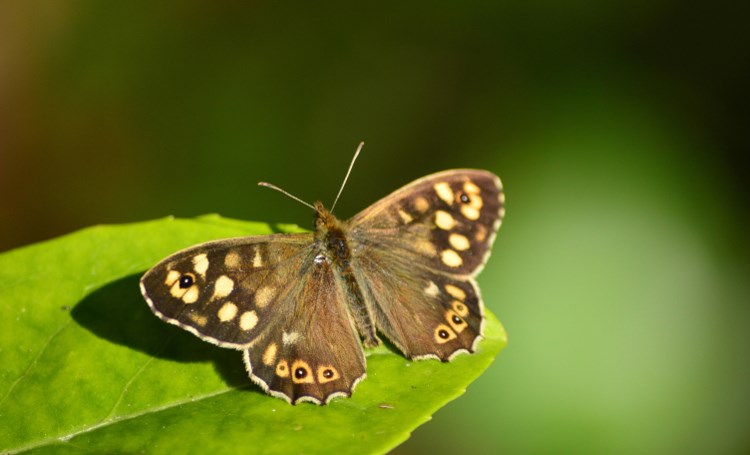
[
  {"x1": 352, "y1": 253, "x2": 485, "y2": 360},
  {"x1": 243, "y1": 262, "x2": 366, "y2": 404}
]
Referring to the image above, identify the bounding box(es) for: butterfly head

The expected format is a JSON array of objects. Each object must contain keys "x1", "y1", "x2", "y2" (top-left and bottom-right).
[{"x1": 313, "y1": 201, "x2": 342, "y2": 233}]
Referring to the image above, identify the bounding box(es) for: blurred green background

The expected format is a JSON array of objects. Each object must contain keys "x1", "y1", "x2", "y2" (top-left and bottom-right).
[{"x1": 2, "y1": 2, "x2": 748, "y2": 453}]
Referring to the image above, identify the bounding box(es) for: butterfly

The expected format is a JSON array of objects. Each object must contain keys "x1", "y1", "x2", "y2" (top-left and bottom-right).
[{"x1": 140, "y1": 145, "x2": 505, "y2": 405}]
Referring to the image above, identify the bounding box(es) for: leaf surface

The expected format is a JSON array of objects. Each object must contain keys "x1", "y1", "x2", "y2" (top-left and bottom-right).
[{"x1": 0, "y1": 216, "x2": 506, "y2": 454}]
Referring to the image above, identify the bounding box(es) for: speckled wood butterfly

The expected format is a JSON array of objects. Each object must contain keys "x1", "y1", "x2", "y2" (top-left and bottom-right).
[{"x1": 140, "y1": 147, "x2": 505, "y2": 405}]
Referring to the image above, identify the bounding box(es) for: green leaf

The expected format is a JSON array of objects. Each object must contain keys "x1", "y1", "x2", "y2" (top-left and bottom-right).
[{"x1": 0, "y1": 216, "x2": 506, "y2": 454}]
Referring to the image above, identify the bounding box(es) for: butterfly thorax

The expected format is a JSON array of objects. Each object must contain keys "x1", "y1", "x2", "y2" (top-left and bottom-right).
[
  {"x1": 312, "y1": 201, "x2": 380, "y2": 348},
  {"x1": 313, "y1": 202, "x2": 351, "y2": 265}
]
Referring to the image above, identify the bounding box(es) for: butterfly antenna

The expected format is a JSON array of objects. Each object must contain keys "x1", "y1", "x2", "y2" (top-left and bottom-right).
[
  {"x1": 330, "y1": 141, "x2": 364, "y2": 213},
  {"x1": 257, "y1": 182, "x2": 317, "y2": 211}
]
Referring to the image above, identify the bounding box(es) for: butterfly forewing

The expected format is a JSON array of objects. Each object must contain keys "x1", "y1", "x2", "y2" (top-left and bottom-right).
[
  {"x1": 349, "y1": 169, "x2": 504, "y2": 276},
  {"x1": 140, "y1": 234, "x2": 314, "y2": 348}
]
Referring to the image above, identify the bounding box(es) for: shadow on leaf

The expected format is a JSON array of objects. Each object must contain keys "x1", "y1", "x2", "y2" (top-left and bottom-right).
[{"x1": 71, "y1": 273, "x2": 252, "y2": 390}]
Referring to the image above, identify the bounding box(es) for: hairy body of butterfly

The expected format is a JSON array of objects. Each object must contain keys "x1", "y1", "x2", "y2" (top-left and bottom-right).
[{"x1": 140, "y1": 169, "x2": 504, "y2": 404}]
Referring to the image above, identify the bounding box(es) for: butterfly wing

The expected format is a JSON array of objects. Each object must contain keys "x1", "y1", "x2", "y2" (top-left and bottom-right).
[
  {"x1": 347, "y1": 169, "x2": 504, "y2": 360},
  {"x1": 140, "y1": 233, "x2": 366, "y2": 404}
]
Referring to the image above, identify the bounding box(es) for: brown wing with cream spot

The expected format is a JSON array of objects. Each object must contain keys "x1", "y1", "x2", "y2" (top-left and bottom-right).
[
  {"x1": 140, "y1": 233, "x2": 316, "y2": 349},
  {"x1": 346, "y1": 169, "x2": 503, "y2": 360},
  {"x1": 351, "y1": 248, "x2": 486, "y2": 361},
  {"x1": 348, "y1": 169, "x2": 504, "y2": 276},
  {"x1": 243, "y1": 261, "x2": 366, "y2": 405}
]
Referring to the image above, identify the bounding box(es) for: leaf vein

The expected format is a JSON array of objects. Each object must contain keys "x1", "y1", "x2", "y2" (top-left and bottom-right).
[{"x1": 0, "y1": 320, "x2": 71, "y2": 409}]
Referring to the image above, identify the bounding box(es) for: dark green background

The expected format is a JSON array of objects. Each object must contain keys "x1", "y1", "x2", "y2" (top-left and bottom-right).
[{"x1": 2, "y1": 2, "x2": 748, "y2": 453}]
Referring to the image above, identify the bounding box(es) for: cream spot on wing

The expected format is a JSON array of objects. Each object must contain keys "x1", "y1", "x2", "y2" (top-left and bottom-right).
[
  {"x1": 449, "y1": 233, "x2": 471, "y2": 251},
  {"x1": 415, "y1": 238, "x2": 437, "y2": 257},
  {"x1": 217, "y1": 302, "x2": 238, "y2": 322},
  {"x1": 213, "y1": 275, "x2": 234, "y2": 299},
  {"x1": 473, "y1": 194, "x2": 484, "y2": 209},
  {"x1": 398, "y1": 209, "x2": 414, "y2": 224},
  {"x1": 252, "y1": 249, "x2": 263, "y2": 268},
  {"x1": 192, "y1": 254, "x2": 209, "y2": 277},
  {"x1": 424, "y1": 281, "x2": 440, "y2": 298},
  {"x1": 435, "y1": 210, "x2": 457, "y2": 230},
  {"x1": 224, "y1": 251, "x2": 241, "y2": 268},
  {"x1": 262, "y1": 342, "x2": 278, "y2": 366},
  {"x1": 499, "y1": 206, "x2": 506, "y2": 219},
  {"x1": 239, "y1": 310, "x2": 258, "y2": 331},
  {"x1": 440, "y1": 249, "x2": 463, "y2": 268},
  {"x1": 465, "y1": 193, "x2": 483, "y2": 210},
  {"x1": 434, "y1": 324, "x2": 457, "y2": 344},
  {"x1": 434, "y1": 182, "x2": 454, "y2": 205},
  {"x1": 317, "y1": 365, "x2": 340, "y2": 384},
  {"x1": 414, "y1": 196, "x2": 429, "y2": 212},
  {"x1": 169, "y1": 282, "x2": 185, "y2": 298},
  {"x1": 275, "y1": 360, "x2": 290, "y2": 378},
  {"x1": 461, "y1": 205, "x2": 480, "y2": 220},
  {"x1": 182, "y1": 286, "x2": 200, "y2": 304},
  {"x1": 255, "y1": 286, "x2": 276, "y2": 308},
  {"x1": 475, "y1": 225, "x2": 487, "y2": 242},
  {"x1": 499, "y1": 191, "x2": 506, "y2": 204},
  {"x1": 189, "y1": 313, "x2": 208, "y2": 326},
  {"x1": 164, "y1": 270, "x2": 181, "y2": 287},
  {"x1": 463, "y1": 181, "x2": 480, "y2": 194},
  {"x1": 282, "y1": 331, "x2": 300, "y2": 345},
  {"x1": 444, "y1": 284, "x2": 466, "y2": 301}
]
